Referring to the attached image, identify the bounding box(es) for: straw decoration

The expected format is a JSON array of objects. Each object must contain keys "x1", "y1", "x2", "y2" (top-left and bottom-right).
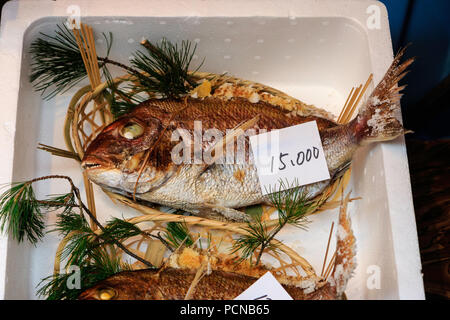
[
  {"x1": 316, "y1": 75, "x2": 373, "y2": 280},
  {"x1": 71, "y1": 23, "x2": 107, "y2": 230}
]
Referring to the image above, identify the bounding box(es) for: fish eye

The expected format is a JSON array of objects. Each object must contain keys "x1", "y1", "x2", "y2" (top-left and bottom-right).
[
  {"x1": 97, "y1": 287, "x2": 117, "y2": 300},
  {"x1": 120, "y1": 122, "x2": 144, "y2": 140}
]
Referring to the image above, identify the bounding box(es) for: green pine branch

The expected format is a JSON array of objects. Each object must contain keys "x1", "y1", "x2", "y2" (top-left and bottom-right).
[
  {"x1": 29, "y1": 23, "x2": 204, "y2": 117},
  {"x1": 0, "y1": 182, "x2": 44, "y2": 243},
  {"x1": 163, "y1": 221, "x2": 194, "y2": 250},
  {"x1": 37, "y1": 246, "x2": 131, "y2": 300},
  {"x1": 232, "y1": 179, "x2": 313, "y2": 265},
  {"x1": 130, "y1": 38, "x2": 202, "y2": 98},
  {"x1": 0, "y1": 175, "x2": 154, "y2": 268},
  {"x1": 0, "y1": 175, "x2": 186, "y2": 299}
]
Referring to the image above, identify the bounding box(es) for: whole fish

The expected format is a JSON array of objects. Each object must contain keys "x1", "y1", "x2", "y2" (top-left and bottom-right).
[
  {"x1": 78, "y1": 195, "x2": 356, "y2": 300},
  {"x1": 82, "y1": 49, "x2": 412, "y2": 221},
  {"x1": 78, "y1": 267, "x2": 332, "y2": 300}
]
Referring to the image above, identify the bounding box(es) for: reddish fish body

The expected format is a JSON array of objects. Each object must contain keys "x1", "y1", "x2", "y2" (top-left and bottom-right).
[
  {"x1": 78, "y1": 267, "x2": 337, "y2": 300},
  {"x1": 79, "y1": 190, "x2": 357, "y2": 301},
  {"x1": 82, "y1": 50, "x2": 412, "y2": 221}
]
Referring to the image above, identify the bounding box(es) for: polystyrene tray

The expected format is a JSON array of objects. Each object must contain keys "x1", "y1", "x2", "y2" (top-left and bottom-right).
[{"x1": 0, "y1": 0, "x2": 424, "y2": 299}]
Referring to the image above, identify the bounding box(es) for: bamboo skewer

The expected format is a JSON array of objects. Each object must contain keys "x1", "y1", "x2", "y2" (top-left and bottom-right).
[
  {"x1": 343, "y1": 74, "x2": 373, "y2": 123},
  {"x1": 72, "y1": 23, "x2": 105, "y2": 230},
  {"x1": 324, "y1": 251, "x2": 337, "y2": 280},
  {"x1": 338, "y1": 86, "x2": 360, "y2": 123},
  {"x1": 321, "y1": 222, "x2": 334, "y2": 277},
  {"x1": 316, "y1": 77, "x2": 372, "y2": 281},
  {"x1": 337, "y1": 74, "x2": 373, "y2": 124},
  {"x1": 339, "y1": 87, "x2": 354, "y2": 122}
]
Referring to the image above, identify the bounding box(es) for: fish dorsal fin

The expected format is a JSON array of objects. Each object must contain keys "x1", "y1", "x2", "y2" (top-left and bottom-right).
[{"x1": 212, "y1": 81, "x2": 335, "y2": 121}]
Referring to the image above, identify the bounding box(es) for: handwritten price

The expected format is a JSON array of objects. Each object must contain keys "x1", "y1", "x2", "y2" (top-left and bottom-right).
[
  {"x1": 272, "y1": 147, "x2": 320, "y2": 172},
  {"x1": 249, "y1": 121, "x2": 330, "y2": 195}
]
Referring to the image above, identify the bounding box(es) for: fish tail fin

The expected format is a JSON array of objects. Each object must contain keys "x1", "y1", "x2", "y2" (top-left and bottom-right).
[
  {"x1": 352, "y1": 47, "x2": 414, "y2": 145},
  {"x1": 330, "y1": 192, "x2": 357, "y2": 297}
]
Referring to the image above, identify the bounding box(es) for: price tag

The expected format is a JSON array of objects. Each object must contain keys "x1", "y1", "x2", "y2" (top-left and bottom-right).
[
  {"x1": 249, "y1": 121, "x2": 330, "y2": 195},
  {"x1": 234, "y1": 271, "x2": 293, "y2": 300}
]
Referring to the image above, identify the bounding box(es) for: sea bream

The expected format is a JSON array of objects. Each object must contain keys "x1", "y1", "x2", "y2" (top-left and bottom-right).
[
  {"x1": 78, "y1": 193, "x2": 357, "y2": 300},
  {"x1": 82, "y1": 49, "x2": 413, "y2": 221}
]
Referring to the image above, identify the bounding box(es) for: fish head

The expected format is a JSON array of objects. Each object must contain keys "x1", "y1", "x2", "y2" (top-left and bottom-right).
[
  {"x1": 81, "y1": 109, "x2": 171, "y2": 194},
  {"x1": 78, "y1": 271, "x2": 153, "y2": 300}
]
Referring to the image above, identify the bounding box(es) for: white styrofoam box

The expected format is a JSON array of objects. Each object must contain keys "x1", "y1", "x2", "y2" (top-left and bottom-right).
[{"x1": 0, "y1": 0, "x2": 424, "y2": 299}]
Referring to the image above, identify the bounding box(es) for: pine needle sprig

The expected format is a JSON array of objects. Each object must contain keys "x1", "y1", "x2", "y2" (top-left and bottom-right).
[
  {"x1": 55, "y1": 219, "x2": 139, "y2": 271},
  {"x1": 102, "y1": 66, "x2": 146, "y2": 118},
  {"x1": 40, "y1": 193, "x2": 77, "y2": 214},
  {"x1": 0, "y1": 175, "x2": 154, "y2": 268},
  {"x1": 37, "y1": 270, "x2": 79, "y2": 300},
  {"x1": 232, "y1": 179, "x2": 313, "y2": 265},
  {"x1": 62, "y1": 231, "x2": 95, "y2": 267},
  {"x1": 38, "y1": 214, "x2": 149, "y2": 299},
  {"x1": 102, "y1": 218, "x2": 143, "y2": 243},
  {"x1": 52, "y1": 209, "x2": 87, "y2": 239},
  {"x1": 37, "y1": 246, "x2": 130, "y2": 300},
  {"x1": 128, "y1": 38, "x2": 202, "y2": 98},
  {"x1": 1, "y1": 175, "x2": 162, "y2": 299},
  {"x1": 47, "y1": 198, "x2": 94, "y2": 267},
  {"x1": 29, "y1": 24, "x2": 131, "y2": 100},
  {"x1": 29, "y1": 24, "x2": 90, "y2": 99},
  {"x1": 0, "y1": 182, "x2": 45, "y2": 243},
  {"x1": 163, "y1": 221, "x2": 194, "y2": 250},
  {"x1": 231, "y1": 211, "x2": 278, "y2": 264},
  {"x1": 267, "y1": 179, "x2": 312, "y2": 230},
  {"x1": 29, "y1": 24, "x2": 205, "y2": 110},
  {"x1": 50, "y1": 213, "x2": 143, "y2": 280}
]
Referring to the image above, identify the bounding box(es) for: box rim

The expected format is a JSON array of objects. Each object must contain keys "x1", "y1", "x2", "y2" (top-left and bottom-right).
[{"x1": 0, "y1": 0, "x2": 424, "y2": 299}]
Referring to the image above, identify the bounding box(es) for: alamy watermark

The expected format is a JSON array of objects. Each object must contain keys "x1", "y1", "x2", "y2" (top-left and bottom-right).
[
  {"x1": 66, "y1": 265, "x2": 81, "y2": 290},
  {"x1": 366, "y1": 265, "x2": 381, "y2": 290},
  {"x1": 65, "y1": 5, "x2": 81, "y2": 30},
  {"x1": 366, "y1": 4, "x2": 381, "y2": 30},
  {"x1": 170, "y1": 122, "x2": 279, "y2": 175}
]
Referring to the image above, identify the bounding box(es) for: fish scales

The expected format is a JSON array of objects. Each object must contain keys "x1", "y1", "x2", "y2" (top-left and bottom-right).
[
  {"x1": 78, "y1": 196, "x2": 357, "y2": 301},
  {"x1": 82, "y1": 49, "x2": 413, "y2": 221},
  {"x1": 133, "y1": 97, "x2": 337, "y2": 168},
  {"x1": 78, "y1": 267, "x2": 334, "y2": 300}
]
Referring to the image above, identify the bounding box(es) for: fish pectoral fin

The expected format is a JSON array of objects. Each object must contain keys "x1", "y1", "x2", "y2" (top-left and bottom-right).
[
  {"x1": 194, "y1": 115, "x2": 260, "y2": 177},
  {"x1": 203, "y1": 203, "x2": 249, "y2": 222}
]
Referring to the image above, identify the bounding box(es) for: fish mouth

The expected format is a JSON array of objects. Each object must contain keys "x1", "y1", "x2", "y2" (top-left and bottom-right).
[
  {"x1": 82, "y1": 162, "x2": 101, "y2": 169},
  {"x1": 81, "y1": 155, "x2": 112, "y2": 171}
]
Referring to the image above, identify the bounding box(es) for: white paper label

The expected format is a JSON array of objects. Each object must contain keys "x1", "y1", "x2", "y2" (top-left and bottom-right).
[
  {"x1": 249, "y1": 121, "x2": 330, "y2": 195},
  {"x1": 234, "y1": 272, "x2": 293, "y2": 300}
]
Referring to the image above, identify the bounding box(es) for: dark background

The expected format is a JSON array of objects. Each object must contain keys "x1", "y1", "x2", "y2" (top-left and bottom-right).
[
  {"x1": 380, "y1": 0, "x2": 450, "y2": 139},
  {"x1": 379, "y1": 0, "x2": 450, "y2": 300},
  {"x1": 1, "y1": 0, "x2": 449, "y2": 299}
]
